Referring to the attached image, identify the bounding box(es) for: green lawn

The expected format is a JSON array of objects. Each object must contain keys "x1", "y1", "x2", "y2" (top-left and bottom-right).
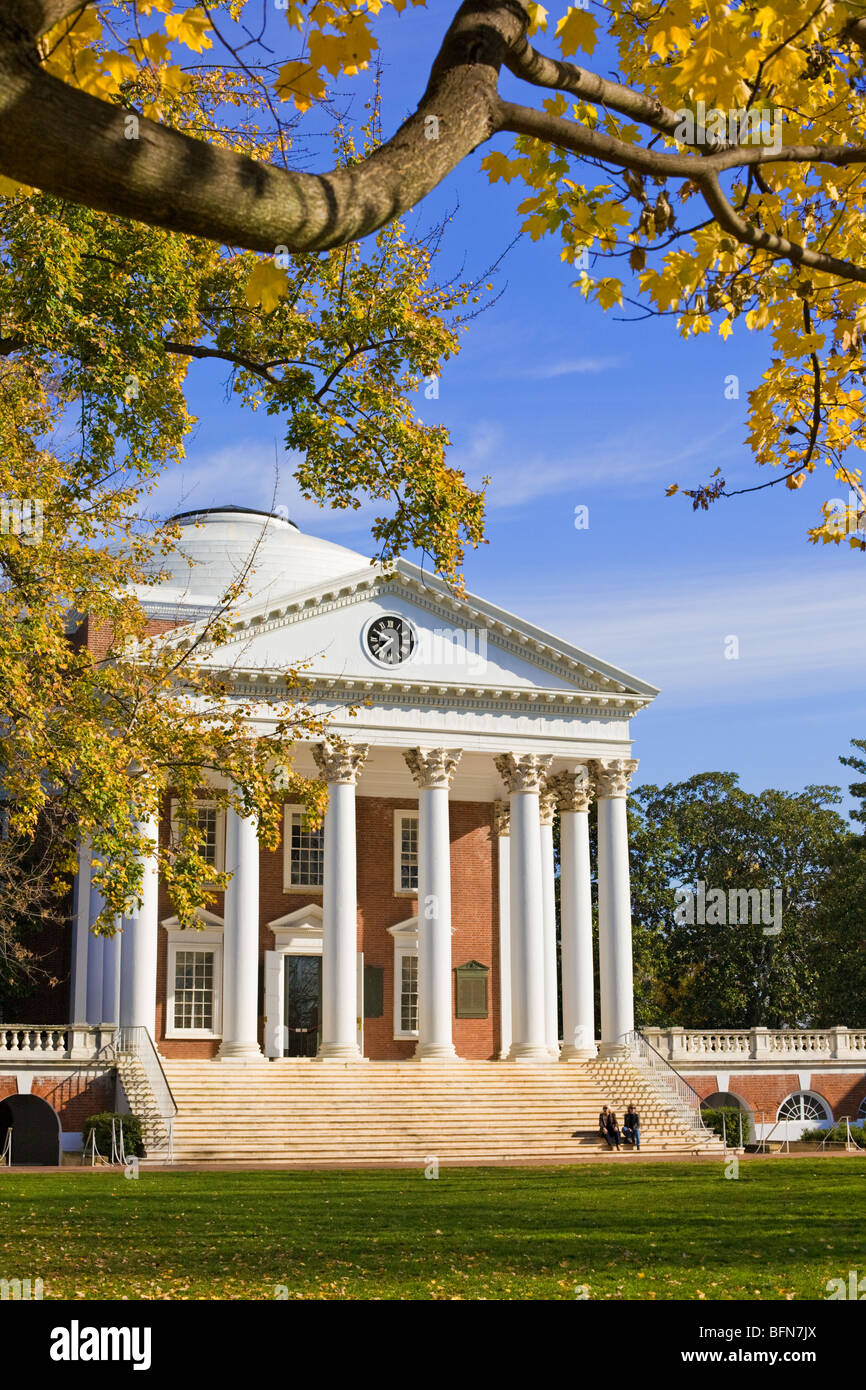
[{"x1": 0, "y1": 1158, "x2": 863, "y2": 1300}]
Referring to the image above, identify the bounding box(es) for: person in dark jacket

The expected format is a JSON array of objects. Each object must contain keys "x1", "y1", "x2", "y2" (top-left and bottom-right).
[
  {"x1": 623, "y1": 1104, "x2": 641, "y2": 1151},
  {"x1": 604, "y1": 1109, "x2": 622, "y2": 1151},
  {"x1": 598, "y1": 1105, "x2": 615, "y2": 1147}
]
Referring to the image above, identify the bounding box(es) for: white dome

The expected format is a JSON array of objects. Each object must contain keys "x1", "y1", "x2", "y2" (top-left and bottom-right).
[{"x1": 136, "y1": 507, "x2": 370, "y2": 619}]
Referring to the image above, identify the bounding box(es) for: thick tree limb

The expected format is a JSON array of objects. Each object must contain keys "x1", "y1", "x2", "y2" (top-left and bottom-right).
[
  {"x1": 2, "y1": 0, "x2": 866, "y2": 288},
  {"x1": 0, "y1": 1, "x2": 522, "y2": 252}
]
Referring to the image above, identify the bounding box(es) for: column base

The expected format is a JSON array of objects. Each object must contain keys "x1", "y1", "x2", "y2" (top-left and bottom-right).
[
  {"x1": 318, "y1": 1044, "x2": 363, "y2": 1062},
  {"x1": 414, "y1": 1043, "x2": 458, "y2": 1062},
  {"x1": 507, "y1": 1044, "x2": 556, "y2": 1063},
  {"x1": 217, "y1": 1041, "x2": 263, "y2": 1061},
  {"x1": 560, "y1": 1045, "x2": 598, "y2": 1062},
  {"x1": 597, "y1": 1041, "x2": 630, "y2": 1059}
]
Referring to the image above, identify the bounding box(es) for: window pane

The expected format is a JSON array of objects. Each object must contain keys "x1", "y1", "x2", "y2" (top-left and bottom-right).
[
  {"x1": 196, "y1": 806, "x2": 218, "y2": 867},
  {"x1": 290, "y1": 811, "x2": 324, "y2": 887},
  {"x1": 400, "y1": 815, "x2": 418, "y2": 892},
  {"x1": 174, "y1": 949, "x2": 214, "y2": 1031},
  {"x1": 401, "y1": 953, "x2": 418, "y2": 1033}
]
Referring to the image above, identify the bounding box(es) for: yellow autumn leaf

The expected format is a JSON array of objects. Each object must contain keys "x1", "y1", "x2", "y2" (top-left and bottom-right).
[
  {"x1": 596, "y1": 277, "x2": 623, "y2": 309},
  {"x1": 556, "y1": 6, "x2": 599, "y2": 56},
  {"x1": 163, "y1": 7, "x2": 213, "y2": 53},
  {"x1": 481, "y1": 151, "x2": 518, "y2": 184},
  {"x1": 245, "y1": 260, "x2": 290, "y2": 313},
  {"x1": 526, "y1": 3, "x2": 549, "y2": 34},
  {"x1": 275, "y1": 61, "x2": 328, "y2": 112}
]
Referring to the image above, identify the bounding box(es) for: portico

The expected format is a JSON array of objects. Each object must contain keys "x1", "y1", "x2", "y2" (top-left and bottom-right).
[{"x1": 68, "y1": 508, "x2": 659, "y2": 1065}]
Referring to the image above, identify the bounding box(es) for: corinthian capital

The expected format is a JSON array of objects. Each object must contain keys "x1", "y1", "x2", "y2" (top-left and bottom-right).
[
  {"x1": 495, "y1": 752, "x2": 553, "y2": 795},
  {"x1": 404, "y1": 747, "x2": 462, "y2": 789},
  {"x1": 547, "y1": 767, "x2": 594, "y2": 814},
  {"x1": 539, "y1": 788, "x2": 557, "y2": 826},
  {"x1": 590, "y1": 757, "x2": 639, "y2": 799},
  {"x1": 313, "y1": 740, "x2": 369, "y2": 785},
  {"x1": 492, "y1": 800, "x2": 510, "y2": 837}
]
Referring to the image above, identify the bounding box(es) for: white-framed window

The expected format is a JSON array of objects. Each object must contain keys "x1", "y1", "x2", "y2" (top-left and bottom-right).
[
  {"x1": 388, "y1": 918, "x2": 419, "y2": 1040},
  {"x1": 170, "y1": 798, "x2": 225, "y2": 874},
  {"x1": 283, "y1": 805, "x2": 324, "y2": 892},
  {"x1": 393, "y1": 810, "x2": 419, "y2": 896},
  {"x1": 163, "y1": 915, "x2": 223, "y2": 1039},
  {"x1": 777, "y1": 1091, "x2": 832, "y2": 1124}
]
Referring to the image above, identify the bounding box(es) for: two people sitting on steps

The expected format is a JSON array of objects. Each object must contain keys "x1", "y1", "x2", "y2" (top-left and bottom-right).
[{"x1": 598, "y1": 1103, "x2": 641, "y2": 1152}]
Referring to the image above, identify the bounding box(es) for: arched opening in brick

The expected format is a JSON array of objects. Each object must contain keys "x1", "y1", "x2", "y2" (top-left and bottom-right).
[
  {"x1": 0, "y1": 1093, "x2": 62, "y2": 1166},
  {"x1": 700, "y1": 1090, "x2": 754, "y2": 1143}
]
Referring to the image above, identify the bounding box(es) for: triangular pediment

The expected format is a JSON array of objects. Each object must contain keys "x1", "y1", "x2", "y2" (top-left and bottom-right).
[{"x1": 155, "y1": 559, "x2": 657, "y2": 711}]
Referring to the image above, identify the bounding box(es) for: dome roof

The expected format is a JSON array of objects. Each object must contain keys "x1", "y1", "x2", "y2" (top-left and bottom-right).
[{"x1": 136, "y1": 507, "x2": 370, "y2": 619}]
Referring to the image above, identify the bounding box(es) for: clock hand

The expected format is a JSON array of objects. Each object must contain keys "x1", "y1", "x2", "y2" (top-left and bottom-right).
[{"x1": 379, "y1": 629, "x2": 399, "y2": 660}]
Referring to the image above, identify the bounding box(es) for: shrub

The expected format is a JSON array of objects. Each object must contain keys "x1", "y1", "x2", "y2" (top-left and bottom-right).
[
  {"x1": 82, "y1": 1112, "x2": 145, "y2": 1159},
  {"x1": 800, "y1": 1120, "x2": 866, "y2": 1146},
  {"x1": 700, "y1": 1106, "x2": 749, "y2": 1145}
]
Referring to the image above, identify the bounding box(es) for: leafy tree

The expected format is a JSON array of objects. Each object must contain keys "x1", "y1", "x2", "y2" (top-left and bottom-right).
[
  {"x1": 2, "y1": 1, "x2": 866, "y2": 541},
  {"x1": 840, "y1": 736, "x2": 866, "y2": 825},
  {"x1": 0, "y1": 83, "x2": 489, "y2": 990},
  {"x1": 807, "y1": 738, "x2": 866, "y2": 1025},
  {"x1": 625, "y1": 772, "x2": 847, "y2": 1028}
]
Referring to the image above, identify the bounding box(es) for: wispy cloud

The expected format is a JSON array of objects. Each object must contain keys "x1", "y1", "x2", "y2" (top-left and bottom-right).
[
  {"x1": 524, "y1": 356, "x2": 624, "y2": 379},
  {"x1": 498, "y1": 567, "x2": 866, "y2": 708},
  {"x1": 449, "y1": 418, "x2": 740, "y2": 508}
]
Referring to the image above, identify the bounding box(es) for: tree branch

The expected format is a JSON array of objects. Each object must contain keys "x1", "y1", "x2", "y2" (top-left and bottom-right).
[{"x1": 0, "y1": 1, "x2": 522, "y2": 252}]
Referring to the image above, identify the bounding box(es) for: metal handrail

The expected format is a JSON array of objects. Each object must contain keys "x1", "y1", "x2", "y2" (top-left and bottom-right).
[
  {"x1": 620, "y1": 1028, "x2": 710, "y2": 1136},
  {"x1": 1, "y1": 1126, "x2": 11, "y2": 1167},
  {"x1": 756, "y1": 1111, "x2": 790, "y2": 1153},
  {"x1": 818, "y1": 1116, "x2": 864, "y2": 1152},
  {"x1": 113, "y1": 1026, "x2": 177, "y2": 1122}
]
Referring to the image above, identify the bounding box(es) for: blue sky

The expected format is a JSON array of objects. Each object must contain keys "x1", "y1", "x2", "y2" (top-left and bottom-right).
[{"x1": 150, "y1": 4, "x2": 866, "y2": 819}]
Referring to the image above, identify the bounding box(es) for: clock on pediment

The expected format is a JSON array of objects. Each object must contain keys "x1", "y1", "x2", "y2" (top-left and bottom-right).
[{"x1": 364, "y1": 614, "x2": 416, "y2": 667}]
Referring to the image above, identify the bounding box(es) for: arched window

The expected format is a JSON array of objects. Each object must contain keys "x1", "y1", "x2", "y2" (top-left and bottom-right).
[
  {"x1": 777, "y1": 1092, "x2": 832, "y2": 1124},
  {"x1": 857, "y1": 1096, "x2": 866, "y2": 1121}
]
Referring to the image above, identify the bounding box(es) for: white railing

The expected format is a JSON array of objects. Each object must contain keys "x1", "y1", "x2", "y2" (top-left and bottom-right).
[
  {"x1": 1, "y1": 1127, "x2": 11, "y2": 1166},
  {"x1": 621, "y1": 1029, "x2": 710, "y2": 1137},
  {"x1": 113, "y1": 1026, "x2": 177, "y2": 1160},
  {"x1": 641, "y1": 1026, "x2": 866, "y2": 1065},
  {"x1": 0, "y1": 1024, "x2": 115, "y2": 1062}
]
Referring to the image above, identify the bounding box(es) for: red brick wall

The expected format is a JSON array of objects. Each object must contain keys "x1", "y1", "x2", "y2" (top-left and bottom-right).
[
  {"x1": 687, "y1": 1072, "x2": 866, "y2": 1122},
  {"x1": 0, "y1": 1072, "x2": 115, "y2": 1133},
  {"x1": 156, "y1": 795, "x2": 499, "y2": 1060}
]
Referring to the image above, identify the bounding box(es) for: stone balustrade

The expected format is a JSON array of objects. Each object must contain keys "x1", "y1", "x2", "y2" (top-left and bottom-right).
[
  {"x1": 642, "y1": 1026, "x2": 866, "y2": 1066},
  {"x1": 0, "y1": 1024, "x2": 115, "y2": 1063}
]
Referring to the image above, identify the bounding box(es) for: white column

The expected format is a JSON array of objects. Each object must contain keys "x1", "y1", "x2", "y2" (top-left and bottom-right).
[
  {"x1": 85, "y1": 877, "x2": 105, "y2": 1025},
  {"x1": 404, "y1": 748, "x2": 462, "y2": 1061},
  {"x1": 539, "y1": 789, "x2": 560, "y2": 1057},
  {"x1": 495, "y1": 753, "x2": 553, "y2": 1063},
  {"x1": 591, "y1": 758, "x2": 639, "y2": 1057},
  {"x1": 119, "y1": 812, "x2": 160, "y2": 1034},
  {"x1": 314, "y1": 741, "x2": 368, "y2": 1061},
  {"x1": 493, "y1": 801, "x2": 512, "y2": 1060},
  {"x1": 70, "y1": 841, "x2": 92, "y2": 1022},
  {"x1": 218, "y1": 804, "x2": 262, "y2": 1060},
  {"x1": 550, "y1": 769, "x2": 597, "y2": 1060},
  {"x1": 101, "y1": 922, "x2": 121, "y2": 1024}
]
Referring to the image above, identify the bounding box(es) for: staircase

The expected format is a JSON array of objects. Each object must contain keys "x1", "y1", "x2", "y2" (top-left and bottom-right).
[
  {"x1": 159, "y1": 1056, "x2": 724, "y2": 1166},
  {"x1": 113, "y1": 1028, "x2": 176, "y2": 1162}
]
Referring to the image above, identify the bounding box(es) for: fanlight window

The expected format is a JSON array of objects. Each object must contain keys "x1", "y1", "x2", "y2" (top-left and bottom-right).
[
  {"x1": 858, "y1": 1096, "x2": 866, "y2": 1121},
  {"x1": 777, "y1": 1092, "x2": 831, "y2": 1123}
]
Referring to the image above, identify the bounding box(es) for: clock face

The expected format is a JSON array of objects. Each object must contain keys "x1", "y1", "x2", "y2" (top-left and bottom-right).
[{"x1": 365, "y1": 614, "x2": 416, "y2": 666}]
